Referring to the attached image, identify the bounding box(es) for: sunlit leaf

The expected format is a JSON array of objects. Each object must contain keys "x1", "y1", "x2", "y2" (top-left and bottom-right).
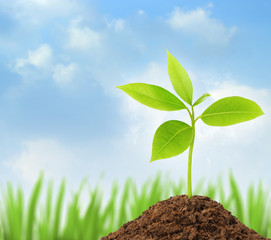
[
  {"x1": 167, "y1": 50, "x2": 193, "y2": 105},
  {"x1": 151, "y1": 120, "x2": 193, "y2": 162},
  {"x1": 117, "y1": 83, "x2": 187, "y2": 111},
  {"x1": 200, "y1": 96, "x2": 264, "y2": 126},
  {"x1": 193, "y1": 93, "x2": 210, "y2": 107}
]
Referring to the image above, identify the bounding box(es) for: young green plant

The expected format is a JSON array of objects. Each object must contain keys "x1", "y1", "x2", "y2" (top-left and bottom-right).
[{"x1": 117, "y1": 50, "x2": 264, "y2": 199}]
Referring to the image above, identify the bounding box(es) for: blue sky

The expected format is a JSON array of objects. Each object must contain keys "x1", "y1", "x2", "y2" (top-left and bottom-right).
[{"x1": 0, "y1": 0, "x2": 270, "y2": 195}]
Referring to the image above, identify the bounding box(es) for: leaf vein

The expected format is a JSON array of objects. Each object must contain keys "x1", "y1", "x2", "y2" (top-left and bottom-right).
[
  {"x1": 202, "y1": 111, "x2": 261, "y2": 118},
  {"x1": 125, "y1": 89, "x2": 185, "y2": 109}
]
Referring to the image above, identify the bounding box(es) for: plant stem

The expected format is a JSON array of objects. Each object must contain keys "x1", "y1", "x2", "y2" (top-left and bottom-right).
[{"x1": 188, "y1": 107, "x2": 195, "y2": 199}]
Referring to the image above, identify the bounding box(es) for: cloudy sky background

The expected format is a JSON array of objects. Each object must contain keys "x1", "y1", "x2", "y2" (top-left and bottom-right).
[{"x1": 0, "y1": 0, "x2": 270, "y2": 196}]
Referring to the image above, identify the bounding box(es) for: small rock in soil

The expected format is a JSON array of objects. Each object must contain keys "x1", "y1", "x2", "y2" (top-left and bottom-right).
[{"x1": 101, "y1": 195, "x2": 270, "y2": 240}]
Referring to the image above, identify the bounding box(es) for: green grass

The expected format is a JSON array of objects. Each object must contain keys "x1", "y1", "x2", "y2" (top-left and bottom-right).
[{"x1": 0, "y1": 171, "x2": 270, "y2": 240}]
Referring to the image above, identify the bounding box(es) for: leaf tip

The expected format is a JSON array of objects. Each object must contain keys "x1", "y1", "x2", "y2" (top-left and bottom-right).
[
  {"x1": 150, "y1": 153, "x2": 159, "y2": 162},
  {"x1": 167, "y1": 49, "x2": 172, "y2": 57}
]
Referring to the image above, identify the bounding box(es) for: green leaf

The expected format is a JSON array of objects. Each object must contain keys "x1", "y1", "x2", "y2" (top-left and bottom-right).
[
  {"x1": 151, "y1": 120, "x2": 193, "y2": 162},
  {"x1": 193, "y1": 93, "x2": 211, "y2": 107},
  {"x1": 200, "y1": 96, "x2": 264, "y2": 126},
  {"x1": 117, "y1": 83, "x2": 187, "y2": 111},
  {"x1": 167, "y1": 50, "x2": 193, "y2": 105}
]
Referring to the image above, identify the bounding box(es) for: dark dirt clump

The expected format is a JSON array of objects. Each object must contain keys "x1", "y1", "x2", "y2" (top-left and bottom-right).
[{"x1": 102, "y1": 195, "x2": 269, "y2": 240}]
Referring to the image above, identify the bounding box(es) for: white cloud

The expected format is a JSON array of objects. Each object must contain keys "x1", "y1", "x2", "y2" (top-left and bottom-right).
[
  {"x1": 4, "y1": 0, "x2": 80, "y2": 25},
  {"x1": 12, "y1": 44, "x2": 81, "y2": 89},
  {"x1": 15, "y1": 44, "x2": 52, "y2": 71},
  {"x1": 210, "y1": 81, "x2": 269, "y2": 104},
  {"x1": 106, "y1": 18, "x2": 125, "y2": 32},
  {"x1": 6, "y1": 139, "x2": 75, "y2": 184},
  {"x1": 138, "y1": 10, "x2": 145, "y2": 15},
  {"x1": 13, "y1": 44, "x2": 53, "y2": 81},
  {"x1": 167, "y1": 7, "x2": 237, "y2": 45},
  {"x1": 66, "y1": 18, "x2": 101, "y2": 50},
  {"x1": 53, "y1": 63, "x2": 79, "y2": 87},
  {"x1": 126, "y1": 62, "x2": 170, "y2": 89}
]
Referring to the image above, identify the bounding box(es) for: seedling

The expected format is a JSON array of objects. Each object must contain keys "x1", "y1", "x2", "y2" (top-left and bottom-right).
[{"x1": 117, "y1": 50, "x2": 264, "y2": 198}]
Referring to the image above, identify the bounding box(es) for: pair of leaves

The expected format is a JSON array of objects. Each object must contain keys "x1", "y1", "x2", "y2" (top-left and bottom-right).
[
  {"x1": 118, "y1": 82, "x2": 210, "y2": 112},
  {"x1": 150, "y1": 96, "x2": 264, "y2": 161},
  {"x1": 151, "y1": 97, "x2": 264, "y2": 161},
  {"x1": 167, "y1": 51, "x2": 211, "y2": 107},
  {"x1": 117, "y1": 51, "x2": 196, "y2": 112}
]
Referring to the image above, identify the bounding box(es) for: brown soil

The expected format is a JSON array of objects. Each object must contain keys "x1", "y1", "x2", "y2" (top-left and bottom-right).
[{"x1": 101, "y1": 195, "x2": 269, "y2": 240}]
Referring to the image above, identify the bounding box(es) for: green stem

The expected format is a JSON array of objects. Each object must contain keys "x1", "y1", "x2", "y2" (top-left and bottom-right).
[{"x1": 188, "y1": 107, "x2": 195, "y2": 199}]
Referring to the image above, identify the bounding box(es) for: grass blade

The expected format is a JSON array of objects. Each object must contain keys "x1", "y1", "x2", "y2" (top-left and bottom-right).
[
  {"x1": 228, "y1": 170, "x2": 244, "y2": 223},
  {"x1": 24, "y1": 173, "x2": 43, "y2": 240}
]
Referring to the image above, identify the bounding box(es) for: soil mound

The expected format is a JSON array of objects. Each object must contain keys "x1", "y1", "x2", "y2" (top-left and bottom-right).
[{"x1": 102, "y1": 195, "x2": 269, "y2": 240}]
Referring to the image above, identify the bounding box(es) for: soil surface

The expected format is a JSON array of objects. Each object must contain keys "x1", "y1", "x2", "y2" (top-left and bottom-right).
[{"x1": 101, "y1": 195, "x2": 269, "y2": 240}]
